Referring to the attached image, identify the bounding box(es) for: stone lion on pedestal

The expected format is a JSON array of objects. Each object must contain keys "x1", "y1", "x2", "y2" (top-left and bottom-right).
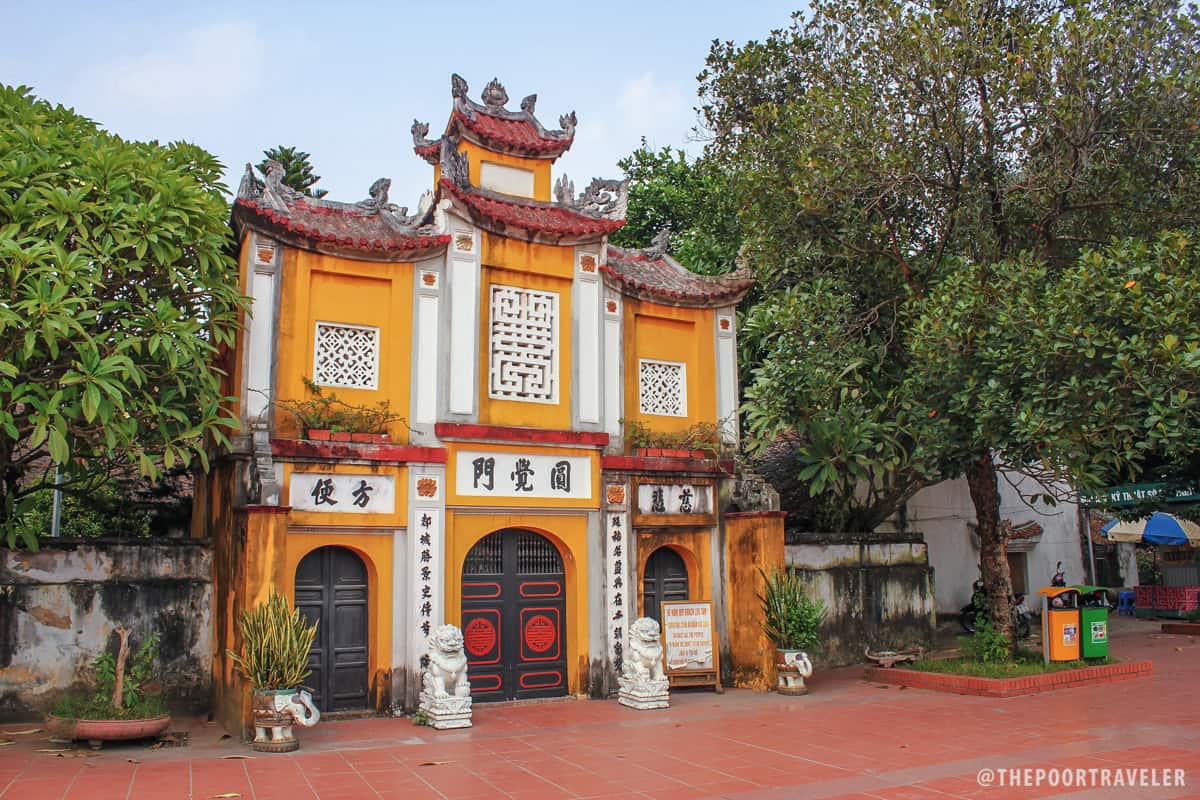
[
  {"x1": 623, "y1": 616, "x2": 666, "y2": 682},
  {"x1": 423, "y1": 624, "x2": 470, "y2": 698}
]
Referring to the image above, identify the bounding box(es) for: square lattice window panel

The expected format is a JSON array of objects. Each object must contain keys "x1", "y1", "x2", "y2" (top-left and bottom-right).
[
  {"x1": 489, "y1": 285, "x2": 559, "y2": 403},
  {"x1": 639, "y1": 359, "x2": 687, "y2": 417},
  {"x1": 313, "y1": 322, "x2": 380, "y2": 390}
]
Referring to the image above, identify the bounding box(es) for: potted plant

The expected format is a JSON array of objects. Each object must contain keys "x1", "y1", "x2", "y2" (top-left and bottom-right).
[
  {"x1": 46, "y1": 628, "x2": 170, "y2": 749},
  {"x1": 758, "y1": 567, "x2": 824, "y2": 695},
  {"x1": 228, "y1": 590, "x2": 321, "y2": 752},
  {"x1": 276, "y1": 378, "x2": 406, "y2": 444}
]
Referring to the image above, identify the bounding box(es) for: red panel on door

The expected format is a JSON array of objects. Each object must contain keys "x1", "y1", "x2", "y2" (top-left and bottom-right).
[{"x1": 520, "y1": 607, "x2": 561, "y2": 661}]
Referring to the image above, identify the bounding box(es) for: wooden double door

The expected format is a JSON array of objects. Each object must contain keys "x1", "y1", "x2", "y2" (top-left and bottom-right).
[
  {"x1": 461, "y1": 529, "x2": 567, "y2": 702},
  {"x1": 642, "y1": 546, "x2": 690, "y2": 621},
  {"x1": 294, "y1": 546, "x2": 369, "y2": 711}
]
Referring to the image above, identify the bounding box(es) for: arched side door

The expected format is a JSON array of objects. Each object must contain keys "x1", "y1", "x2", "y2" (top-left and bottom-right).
[
  {"x1": 642, "y1": 546, "x2": 690, "y2": 622},
  {"x1": 294, "y1": 546, "x2": 369, "y2": 711},
  {"x1": 461, "y1": 529, "x2": 567, "y2": 702}
]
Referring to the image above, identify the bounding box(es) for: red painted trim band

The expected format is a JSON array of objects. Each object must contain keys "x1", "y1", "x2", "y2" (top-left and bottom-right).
[
  {"x1": 601, "y1": 455, "x2": 736, "y2": 474},
  {"x1": 435, "y1": 422, "x2": 609, "y2": 447},
  {"x1": 271, "y1": 439, "x2": 447, "y2": 463}
]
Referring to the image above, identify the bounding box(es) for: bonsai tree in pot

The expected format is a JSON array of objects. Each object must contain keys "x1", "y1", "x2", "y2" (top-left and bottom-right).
[
  {"x1": 758, "y1": 567, "x2": 824, "y2": 695},
  {"x1": 47, "y1": 628, "x2": 170, "y2": 749},
  {"x1": 228, "y1": 590, "x2": 321, "y2": 752}
]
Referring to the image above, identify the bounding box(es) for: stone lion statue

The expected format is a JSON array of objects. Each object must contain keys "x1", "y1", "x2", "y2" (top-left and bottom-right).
[
  {"x1": 623, "y1": 617, "x2": 666, "y2": 682},
  {"x1": 423, "y1": 624, "x2": 470, "y2": 698}
]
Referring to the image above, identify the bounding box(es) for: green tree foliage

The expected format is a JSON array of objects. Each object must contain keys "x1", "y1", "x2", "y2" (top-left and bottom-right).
[
  {"x1": 256, "y1": 145, "x2": 328, "y2": 199},
  {"x1": 612, "y1": 143, "x2": 742, "y2": 275},
  {"x1": 697, "y1": 0, "x2": 1200, "y2": 641},
  {"x1": 0, "y1": 86, "x2": 246, "y2": 548}
]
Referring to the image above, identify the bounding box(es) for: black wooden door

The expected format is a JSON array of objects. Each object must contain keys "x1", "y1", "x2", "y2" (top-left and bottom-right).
[
  {"x1": 294, "y1": 546, "x2": 369, "y2": 711},
  {"x1": 461, "y1": 529, "x2": 566, "y2": 702},
  {"x1": 643, "y1": 546, "x2": 689, "y2": 622}
]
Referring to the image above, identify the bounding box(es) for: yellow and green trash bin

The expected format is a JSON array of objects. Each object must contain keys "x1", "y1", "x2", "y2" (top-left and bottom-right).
[
  {"x1": 1073, "y1": 585, "x2": 1110, "y2": 659},
  {"x1": 1038, "y1": 586, "x2": 1081, "y2": 663}
]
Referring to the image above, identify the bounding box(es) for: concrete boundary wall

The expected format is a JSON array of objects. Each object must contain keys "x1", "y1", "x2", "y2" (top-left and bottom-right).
[
  {"x1": 0, "y1": 540, "x2": 212, "y2": 720},
  {"x1": 786, "y1": 531, "x2": 937, "y2": 667}
]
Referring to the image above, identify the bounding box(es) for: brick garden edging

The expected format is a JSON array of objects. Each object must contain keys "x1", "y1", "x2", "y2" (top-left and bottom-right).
[
  {"x1": 1161, "y1": 622, "x2": 1200, "y2": 635},
  {"x1": 863, "y1": 660, "x2": 1153, "y2": 697}
]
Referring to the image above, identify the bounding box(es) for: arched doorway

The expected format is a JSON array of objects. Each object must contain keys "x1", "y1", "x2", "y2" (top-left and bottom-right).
[
  {"x1": 461, "y1": 529, "x2": 566, "y2": 702},
  {"x1": 294, "y1": 546, "x2": 369, "y2": 711},
  {"x1": 643, "y1": 546, "x2": 690, "y2": 621}
]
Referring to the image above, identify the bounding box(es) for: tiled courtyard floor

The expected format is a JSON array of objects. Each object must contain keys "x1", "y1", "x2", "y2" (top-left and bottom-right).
[{"x1": 1, "y1": 617, "x2": 1196, "y2": 799}]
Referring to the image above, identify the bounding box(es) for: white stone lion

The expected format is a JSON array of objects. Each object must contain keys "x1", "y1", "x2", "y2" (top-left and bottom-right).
[
  {"x1": 423, "y1": 624, "x2": 470, "y2": 698},
  {"x1": 623, "y1": 617, "x2": 666, "y2": 682}
]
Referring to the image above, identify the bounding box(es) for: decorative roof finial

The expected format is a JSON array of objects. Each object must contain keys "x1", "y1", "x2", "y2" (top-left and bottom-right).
[
  {"x1": 647, "y1": 227, "x2": 672, "y2": 259},
  {"x1": 576, "y1": 178, "x2": 629, "y2": 221},
  {"x1": 356, "y1": 177, "x2": 391, "y2": 213},
  {"x1": 261, "y1": 159, "x2": 299, "y2": 212},
  {"x1": 411, "y1": 119, "x2": 432, "y2": 148},
  {"x1": 520, "y1": 94, "x2": 537, "y2": 114},
  {"x1": 558, "y1": 110, "x2": 577, "y2": 139},
  {"x1": 237, "y1": 162, "x2": 258, "y2": 200},
  {"x1": 451, "y1": 73, "x2": 469, "y2": 100},
  {"x1": 481, "y1": 78, "x2": 509, "y2": 108},
  {"x1": 440, "y1": 139, "x2": 470, "y2": 188},
  {"x1": 553, "y1": 173, "x2": 575, "y2": 206}
]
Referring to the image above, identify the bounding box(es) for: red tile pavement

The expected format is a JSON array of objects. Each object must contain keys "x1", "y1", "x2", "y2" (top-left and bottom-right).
[{"x1": 1, "y1": 616, "x2": 1196, "y2": 799}]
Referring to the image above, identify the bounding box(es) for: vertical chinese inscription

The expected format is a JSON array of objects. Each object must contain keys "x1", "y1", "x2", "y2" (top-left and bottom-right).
[
  {"x1": 606, "y1": 493, "x2": 630, "y2": 675},
  {"x1": 417, "y1": 511, "x2": 435, "y2": 668}
]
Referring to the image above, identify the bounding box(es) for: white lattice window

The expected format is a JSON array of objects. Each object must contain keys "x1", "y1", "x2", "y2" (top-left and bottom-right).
[
  {"x1": 639, "y1": 359, "x2": 687, "y2": 417},
  {"x1": 489, "y1": 285, "x2": 558, "y2": 403},
  {"x1": 313, "y1": 322, "x2": 380, "y2": 390}
]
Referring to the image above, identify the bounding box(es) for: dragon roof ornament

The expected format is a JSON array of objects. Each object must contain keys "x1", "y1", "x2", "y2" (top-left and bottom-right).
[{"x1": 447, "y1": 73, "x2": 576, "y2": 142}]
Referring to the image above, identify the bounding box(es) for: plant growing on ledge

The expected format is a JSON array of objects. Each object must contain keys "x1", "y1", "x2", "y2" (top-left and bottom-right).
[
  {"x1": 275, "y1": 378, "x2": 409, "y2": 442},
  {"x1": 624, "y1": 419, "x2": 735, "y2": 458}
]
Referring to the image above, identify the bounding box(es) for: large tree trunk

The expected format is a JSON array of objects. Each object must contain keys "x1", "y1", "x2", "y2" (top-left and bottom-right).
[{"x1": 965, "y1": 452, "x2": 1015, "y2": 650}]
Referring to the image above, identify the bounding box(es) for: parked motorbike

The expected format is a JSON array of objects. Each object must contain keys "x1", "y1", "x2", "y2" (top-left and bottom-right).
[{"x1": 959, "y1": 579, "x2": 1032, "y2": 638}]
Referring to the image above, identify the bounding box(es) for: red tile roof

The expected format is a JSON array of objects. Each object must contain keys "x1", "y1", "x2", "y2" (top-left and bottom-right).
[
  {"x1": 440, "y1": 179, "x2": 624, "y2": 242},
  {"x1": 603, "y1": 245, "x2": 755, "y2": 307},
  {"x1": 455, "y1": 110, "x2": 572, "y2": 157},
  {"x1": 233, "y1": 197, "x2": 449, "y2": 259},
  {"x1": 415, "y1": 110, "x2": 573, "y2": 164}
]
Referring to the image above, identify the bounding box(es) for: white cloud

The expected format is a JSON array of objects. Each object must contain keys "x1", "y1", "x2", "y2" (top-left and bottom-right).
[
  {"x1": 78, "y1": 21, "x2": 265, "y2": 116},
  {"x1": 616, "y1": 72, "x2": 695, "y2": 150},
  {"x1": 556, "y1": 72, "x2": 699, "y2": 185}
]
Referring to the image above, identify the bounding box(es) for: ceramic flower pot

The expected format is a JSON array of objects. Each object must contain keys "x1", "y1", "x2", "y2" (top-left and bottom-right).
[
  {"x1": 775, "y1": 648, "x2": 814, "y2": 696},
  {"x1": 45, "y1": 713, "x2": 170, "y2": 750},
  {"x1": 251, "y1": 689, "x2": 320, "y2": 753}
]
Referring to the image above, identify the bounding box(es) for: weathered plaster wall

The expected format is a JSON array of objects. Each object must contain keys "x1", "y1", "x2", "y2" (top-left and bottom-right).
[
  {"x1": 785, "y1": 532, "x2": 936, "y2": 667},
  {"x1": 0, "y1": 540, "x2": 212, "y2": 720},
  {"x1": 907, "y1": 474, "x2": 1086, "y2": 612},
  {"x1": 723, "y1": 512, "x2": 786, "y2": 689}
]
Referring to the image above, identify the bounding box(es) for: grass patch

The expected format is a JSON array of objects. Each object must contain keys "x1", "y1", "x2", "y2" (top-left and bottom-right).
[
  {"x1": 50, "y1": 693, "x2": 167, "y2": 721},
  {"x1": 907, "y1": 649, "x2": 1112, "y2": 679}
]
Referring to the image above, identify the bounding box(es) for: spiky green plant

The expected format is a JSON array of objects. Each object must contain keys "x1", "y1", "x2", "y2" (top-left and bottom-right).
[
  {"x1": 227, "y1": 590, "x2": 319, "y2": 690},
  {"x1": 757, "y1": 567, "x2": 824, "y2": 652}
]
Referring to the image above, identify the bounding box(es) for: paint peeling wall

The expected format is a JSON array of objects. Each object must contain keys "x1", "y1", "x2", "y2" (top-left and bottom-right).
[
  {"x1": 0, "y1": 540, "x2": 212, "y2": 720},
  {"x1": 786, "y1": 532, "x2": 936, "y2": 668}
]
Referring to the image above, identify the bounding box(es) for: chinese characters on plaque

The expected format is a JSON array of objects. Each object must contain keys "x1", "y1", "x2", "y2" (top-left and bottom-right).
[
  {"x1": 637, "y1": 483, "x2": 711, "y2": 516},
  {"x1": 455, "y1": 452, "x2": 591, "y2": 500},
  {"x1": 290, "y1": 473, "x2": 396, "y2": 513}
]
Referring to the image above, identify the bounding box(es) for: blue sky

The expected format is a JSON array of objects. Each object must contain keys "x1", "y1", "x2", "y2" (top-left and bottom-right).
[{"x1": 3, "y1": 1, "x2": 799, "y2": 204}]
